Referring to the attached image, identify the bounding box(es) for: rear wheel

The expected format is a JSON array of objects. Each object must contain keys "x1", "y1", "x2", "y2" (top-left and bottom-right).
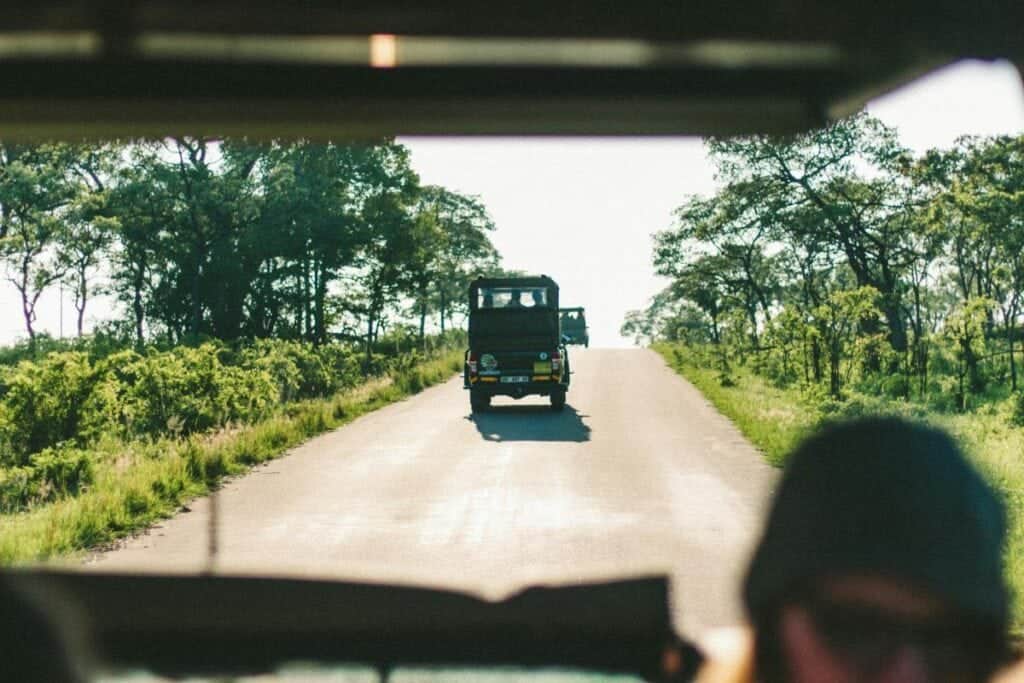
[
  {"x1": 470, "y1": 391, "x2": 490, "y2": 413},
  {"x1": 550, "y1": 389, "x2": 566, "y2": 412}
]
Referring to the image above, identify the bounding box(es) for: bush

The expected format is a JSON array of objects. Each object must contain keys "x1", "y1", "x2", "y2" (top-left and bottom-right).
[
  {"x1": 0, "y1": 333, "x2": 457, "y2": 468},
  {"x1": 0, "y1": 444, "x2": 93, "y2": 513},
  {"x1": 0, "y1": 352, "x2": 99, "y2": 465},
  {"x1": 1014, "y1": 391, "x2": 1024, "y2": 427},
  {"x1": 117, "y1": 344, "x2": 278, "y2": 437}
]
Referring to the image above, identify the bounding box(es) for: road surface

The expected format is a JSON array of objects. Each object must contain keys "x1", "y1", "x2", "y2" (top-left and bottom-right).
[{"x1": 88, "y1": 348, "x2": 777, "y2": 639}]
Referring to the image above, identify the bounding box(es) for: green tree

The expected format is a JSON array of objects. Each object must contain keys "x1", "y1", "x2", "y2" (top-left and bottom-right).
[
  {"x1": 0, "y1": 144, "x2": 82, "y2": 347},
  {"x1": 707, "y1": 113, "x2": 921, "y2": 359}
]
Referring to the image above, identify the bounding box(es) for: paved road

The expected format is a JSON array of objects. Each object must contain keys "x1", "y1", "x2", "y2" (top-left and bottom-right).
[{"x1": 88, "y1": 349, "x2": 777, "y2": 639}]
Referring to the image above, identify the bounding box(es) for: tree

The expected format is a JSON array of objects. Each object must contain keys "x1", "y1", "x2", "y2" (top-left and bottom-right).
[
  {"x1": 0, "y1": 144, "x2": 81, "y2": 347},
  {"x1": 410, "y1": 186, "x2": 500, "y2": 341},
  {"x1": 707, "y1": 113, "x2": 922, "y2": 360},
  {"x1": 59, "y1": 145, "x2": 118, "y2": 337}
]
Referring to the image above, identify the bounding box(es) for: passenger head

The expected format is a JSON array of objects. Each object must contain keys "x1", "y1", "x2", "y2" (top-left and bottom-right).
[
  {"x1": 744, "y1": 417, "x2": 1009, "y2": 683},
  {"x1": 532, "y1": 289, "x2": 544, "y2": 306},
  {"x1": 0, "y1": 578, "x2": 89, "y2": 682},
  {"x1": 482, "y1": 291, "x2": 493, "y2": 308},
  {"x1": 509, "y1": 290, "x2": 522, "y2": 305}
]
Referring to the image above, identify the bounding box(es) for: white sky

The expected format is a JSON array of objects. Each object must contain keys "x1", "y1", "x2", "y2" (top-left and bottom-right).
[{"x1": 2, "y1": 59, "x2": 1023, "y2": 348}]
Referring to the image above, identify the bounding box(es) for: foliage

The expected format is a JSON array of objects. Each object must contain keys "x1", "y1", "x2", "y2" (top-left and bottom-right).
[
  {"x1": 0, "y1": 443, "x2": 93, "y2": 513},
  {"x1": 0, "y1": 348, "x2": 463, "y2": 562},
  {"x1": 629, "y1": 119, "x2": 1024, "y2": 410},
  {"x1": 654, "y1": 341, "x2": 1024, "y2": 630},
  {"x1": 0, "y1": 335, "x2": 461, "y2": 484},
  {"x1": 2, "y1": 139, "x2": 500, "y2": 352}
]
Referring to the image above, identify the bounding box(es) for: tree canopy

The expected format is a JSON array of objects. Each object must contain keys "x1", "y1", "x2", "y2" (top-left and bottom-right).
[
  {"x1": 0, "y1": 138, "x2": 503, "y2": 354},
  {"x1": 627, "y1": 114, "x2": 1024, "y2": 408}
]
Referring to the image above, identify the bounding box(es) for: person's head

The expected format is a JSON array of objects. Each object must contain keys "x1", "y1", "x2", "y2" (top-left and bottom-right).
[
  {"x1": 481, "y1": 291, "x2": 493, "y2": 308},
  {"x1": 509, "y1": 289, "x2": 522, "y2": 304},
  {"x1": 532, "y1": 289, "x2": 544, "y2": 305},
  {"x1": 1, "y1": 578, "x2": 90, "y2": 682},
  {"x1": 744, "y1": 417, "x2": 1009, "y2": 683}
]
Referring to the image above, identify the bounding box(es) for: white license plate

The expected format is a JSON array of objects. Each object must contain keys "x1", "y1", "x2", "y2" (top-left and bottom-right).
[{"x1": 500, "y1": 376, "x2": 530, "y2": 384}]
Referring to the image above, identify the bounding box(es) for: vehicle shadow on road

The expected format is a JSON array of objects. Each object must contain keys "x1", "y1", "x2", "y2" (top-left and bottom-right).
[{"x1": 467, "y1": 405, "x2": 592, "y2": 442}]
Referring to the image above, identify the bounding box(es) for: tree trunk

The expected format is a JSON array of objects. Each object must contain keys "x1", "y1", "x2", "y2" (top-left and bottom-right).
[
  {"x1": 75, "y1": 263, "x2": 87, "y2": 337},
  {"x1": 313, "y1": 261, "x2": 327, "y2": 346},
  {"x1": 301, "y1": 256, "x2": 312, "y2": 341},
  {"x1": 365, "y1": 312, "x2": 375, "y2": 365},
  {"x1": 1008, "y1": 306, "x2": 1018, "y2": 392},
  {"x1": 829, "y1": 340, "x2": 842, "y2": 398},
  {"x1": 440, "y1": 289, "x2": 447, "y2": 334},
  {"x1": 21, "y1": 296, "x2": 35, "y2": 349},
  {"x1": 419, "y1": 302, "x2": 427, "y2": 348},
  {"x1": 811, "y1": 336, "x2": 823, "y2": 383},
  {"x1": 920, "y1": 341, "x2": 928, "y2": 398},
  {"x1": 964, "y1": 337, "x2": 983, "y2": 394},
  {"x1": 190, "y1": 250, "x2": 203, "y2": 341},
  {"x1": 76, "y1": 294, "x2": 86, "y2": 338},
  {"x1": 958, "y1": 352, "x2": 966, "y2": 413},
  {"x1": 131, "y1": 256, "x2": 146, "y2": 347}
]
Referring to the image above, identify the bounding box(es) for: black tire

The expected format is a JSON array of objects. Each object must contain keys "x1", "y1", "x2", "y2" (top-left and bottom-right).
[
  {"x1": 550, "y1": 389, "x2": 566, "y2": 412},
  {"x1": 470, "y1": 391, "x2": 490, "y2": 413}
]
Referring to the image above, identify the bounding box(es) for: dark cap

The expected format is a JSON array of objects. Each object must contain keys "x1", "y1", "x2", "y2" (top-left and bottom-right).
[{"x1": 743, "y1": 417, "x2": 1008, "y2": 626}]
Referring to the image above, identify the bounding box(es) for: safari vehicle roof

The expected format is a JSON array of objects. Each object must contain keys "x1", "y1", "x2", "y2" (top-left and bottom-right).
[
  {"x1": 2, "y1": 1, "x2": 1022, "y2": 681},
  {"x1": 560, "y1": 307, "x2": 586, "y2": 313},
  {"x1": 471, "y1": 275, "x2": 559, "y2": 291},
  {"x1": 4, "y1": 571, "x2": 692, "y2": 680},
  {"x1": 0, "y1": 0, "x2": 1019, "y2": 138}
]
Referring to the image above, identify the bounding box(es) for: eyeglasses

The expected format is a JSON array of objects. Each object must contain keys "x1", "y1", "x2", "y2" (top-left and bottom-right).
[{"x1": 797, "y1": 594, "x2": 1004, "y2": 681}]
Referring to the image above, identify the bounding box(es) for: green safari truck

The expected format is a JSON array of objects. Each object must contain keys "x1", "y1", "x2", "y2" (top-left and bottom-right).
[
  {"x1": 464, "y1": 275, "x2": 570, "y2": 412},
  {"x1": 559, "y1": 307, "x2": 589, "y2": 347}
]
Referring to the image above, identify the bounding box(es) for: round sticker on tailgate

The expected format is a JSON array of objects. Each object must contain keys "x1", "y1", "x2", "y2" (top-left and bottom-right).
[{"x1": 539, "y1": 352, "x2": 548, "y2": 360}]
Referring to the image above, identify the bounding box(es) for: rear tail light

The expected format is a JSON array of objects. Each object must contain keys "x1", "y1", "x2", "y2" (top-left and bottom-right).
[
  {"x1": 551, "y1": 350, "x2": 562, "y2": 372},
  {"x1": 468, "y1": 352, "x2": 478, "y2": 376}
]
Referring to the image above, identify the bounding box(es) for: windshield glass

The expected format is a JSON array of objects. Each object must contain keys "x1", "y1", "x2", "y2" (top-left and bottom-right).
[
  {"x1": 479, "y1": 287, "x2": 551, "y2": 309},
  {"x1": 1, "y1": 55, "x2": 1023, "y2": 683}
]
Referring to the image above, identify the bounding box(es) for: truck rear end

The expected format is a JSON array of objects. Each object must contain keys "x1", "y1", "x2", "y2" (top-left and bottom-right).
[{"x1": 464, "y1": 276, "x2": 570, "y2": 412}]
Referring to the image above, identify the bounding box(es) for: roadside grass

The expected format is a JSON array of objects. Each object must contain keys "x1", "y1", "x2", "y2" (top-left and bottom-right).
[
  {"x1": 0, "y1": 349, "x2": 463, "y2": 564},
  {"x1": 653, "y1": 342, "x2": 1024, "y2": 631},
  {"x1": 654, "y1": 343, "x2": 815, "y2": 466}
]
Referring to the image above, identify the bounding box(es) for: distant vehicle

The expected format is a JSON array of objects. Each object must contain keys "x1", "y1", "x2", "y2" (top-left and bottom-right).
[
  {"x1": 464, "y1": 275, "x2": 570, "y2": 412},
  {"x1": 559, "y1": 307, "x2": 589, "y2": 347}
]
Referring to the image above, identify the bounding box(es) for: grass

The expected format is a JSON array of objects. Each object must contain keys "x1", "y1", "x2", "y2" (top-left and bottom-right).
[
  {"x1": 654, "y1": 343, "x2": 815, "y2": 466},
  {"x1": 653, "y1": 342, "x2": 1024, "y2": 631},
  {"x1": 0, "y1": 349, "x2": 464, "y2": 564}
]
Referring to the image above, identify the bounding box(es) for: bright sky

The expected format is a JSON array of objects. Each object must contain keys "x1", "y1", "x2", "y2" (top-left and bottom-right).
[
  {"x1": 1, "y1": 59, "x2": 1022, "y2": 347},
  {"x1": 404, "y1": 59, "x2": 1024, "y2": 347}
]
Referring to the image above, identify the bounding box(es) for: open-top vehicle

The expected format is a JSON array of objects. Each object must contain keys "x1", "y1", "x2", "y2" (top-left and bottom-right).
[
  {"x1": 1, "y1": 1, "x2": 1021, "y2": 682},
  {"x1": 2, "y1": 570, "x2": 700, "y2": 682},
  {"x1": 465, "y1": 275, "x2": 571, "y2": 412}
]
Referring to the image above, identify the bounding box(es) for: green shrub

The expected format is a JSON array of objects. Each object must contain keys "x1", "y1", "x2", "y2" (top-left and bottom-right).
[
  {"x1": 0, "y1": 352, "x2": 98, "y2": 465},
  {"x1": 0, "y1": 334, "x2": 458, "y2": 472},
  {"x1": 316, "y1": 343, "x2": 362, "y2": 390},
  {"x1": 881, "y1": 373, "x2": 910, "y2": 399},
  {"x1": 0, "y1": 444, "x2": 93, "y2": 512},
  {"x1": 1014, "y1": 391, "x2": 1024, "y2": 427},
  {"x1": 115, "y1": 344, "x2": 281, "y2": 437}
]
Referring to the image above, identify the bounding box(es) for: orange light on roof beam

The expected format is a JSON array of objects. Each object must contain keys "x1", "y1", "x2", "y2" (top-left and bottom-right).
[
  {"x1": 370, "y1": 34, "x2": 397, "y2": 68},
  {"x1": 131, "y1": 33, "x2": 841, "y2": 70}
]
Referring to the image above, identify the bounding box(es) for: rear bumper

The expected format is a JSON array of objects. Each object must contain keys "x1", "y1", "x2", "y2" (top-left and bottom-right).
[{"x1": 464, "y1": 376, "x2": 568, "y2": 396}]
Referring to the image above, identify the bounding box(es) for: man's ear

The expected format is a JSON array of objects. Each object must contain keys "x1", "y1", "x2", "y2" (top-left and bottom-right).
[{"x1": 693, "y1": 626, "x2": 755, "y2": 683}]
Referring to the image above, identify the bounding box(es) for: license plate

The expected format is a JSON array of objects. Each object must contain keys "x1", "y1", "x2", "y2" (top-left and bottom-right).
[
  {"x1": 533, "y1": 361, "x2": 552, "y2": 373},
  {"x1": 500, "y1": 376, "x2": 530, "y2": 383}
]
